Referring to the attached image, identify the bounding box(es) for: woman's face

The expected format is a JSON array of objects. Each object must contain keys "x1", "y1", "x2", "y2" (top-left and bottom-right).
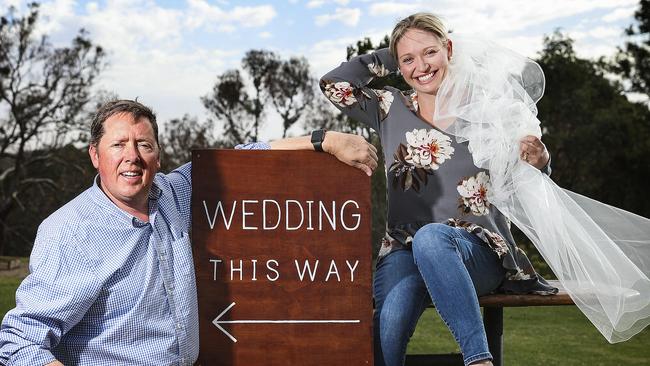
[{"x1": 396, "y1": 28, "x2": 452, "y2": 96}]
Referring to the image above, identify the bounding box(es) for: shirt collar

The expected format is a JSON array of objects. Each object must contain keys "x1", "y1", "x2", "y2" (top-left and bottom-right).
[{"x1": 90, "y1": 175, "x2": 162, "y2": 227}]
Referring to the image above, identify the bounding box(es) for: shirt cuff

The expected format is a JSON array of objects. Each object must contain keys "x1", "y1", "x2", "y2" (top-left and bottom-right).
[
  {"x1": 540, "y1": 153, "x2": 552, "y2": 176},
  {"x1": 234, "y1": 142, "x2": 271, "y2": 150},
  {"x1": 7, "y1": 345, "x2": 57, "y2": 366}
]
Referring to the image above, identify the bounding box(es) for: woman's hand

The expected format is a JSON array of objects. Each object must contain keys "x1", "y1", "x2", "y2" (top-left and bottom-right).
[
  {"x1": 322, "y1": 131, "x2": 379, "y2": 176},
  {"x1": 519, "y1": 135, "x2": 549, "y2": 170}
]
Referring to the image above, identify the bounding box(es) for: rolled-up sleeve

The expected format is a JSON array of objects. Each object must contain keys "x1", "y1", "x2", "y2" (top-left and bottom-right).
[
  {"x1": 0, "y1": 232, "x2": 100, "y2": 365},
  {"x1": 234, "y1": 142, "x2": 271, "y2": 150}
]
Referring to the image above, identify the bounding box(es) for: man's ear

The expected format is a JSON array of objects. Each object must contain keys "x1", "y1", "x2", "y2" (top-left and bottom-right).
[
  {"x1": 89, "y1": 144, "x2": 100, "y2": 169},
  {"x1": 156, "y1": 145, "x2": 162, "y2": 170}
]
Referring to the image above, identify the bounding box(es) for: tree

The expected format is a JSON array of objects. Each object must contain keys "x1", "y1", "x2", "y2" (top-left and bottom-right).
[
  {"x1": 511, "y1": 30, "x2": 650, "y2": 276},
  {"x1": 0, "y1": 3, "x2": 104, "y2": 255},
  {"x1": 201, "y1": 70, "x2": 253, "y2": 145},
  {"x1": 202, "y1": 50, "x2": 316, "y2": 146},
  {"x1": 160, "y1": 114, "x2": 225, "y2": 172},
  {"x1": 537, "y1": 31, "x2": 650, "y2": 218},
  {"x1": 2, "y1": 144, "x2": 95, "y2": 256},
  {"x1": 265, "y1": 55, "x2": 315, "y2": 138},
  {"x1": 614, "y1": 0, "x2": 650, "y2": 97}
]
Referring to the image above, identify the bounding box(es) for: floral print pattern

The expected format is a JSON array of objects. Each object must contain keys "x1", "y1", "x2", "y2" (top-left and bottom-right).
[
  {"x1": 409, "y1": 91, "x2": 419, "y2": 112},
  {"x1": 446, "y1": 218, "x2": 509, "y2": 258},
  {"x1": 323, "y1": 81, "x2": 357, "y2": 107},
  {"x1": 405, "y1": 128, "x2": 454, "y2": 170},
  {"x1": 389, "y1": 144, "x2": 432, "y2": 192},
  {"x1": 389, "y1": 128, "x2": 454, "y2": 192},
  {"x1": 373, "y1": 89, "x2": 394, "y2": 119},
  {"x1": 457, "y1": 171, "x2": 491, "y2": 216},
  {"x1": 321, "y1": 80, "x2": 394, "y2": 122},
  {"x1": 368, "y1": 62, "x2": 390, "y2": 77}
]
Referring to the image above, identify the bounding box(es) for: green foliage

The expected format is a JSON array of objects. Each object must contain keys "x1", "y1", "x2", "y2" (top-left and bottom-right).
[
  {"x1": 507, "y1": 30, "x2": 650, "y2": 277},
  {"x1": 160, "y1": 115, "x2": 226, "y2": 172},
  {"x1": 511, "y1": 227, "x2": 553, "y2": 279},
  {"x1": 537, "y1": 31, "x2": 650, "y2": 217},
  {"x1": 2, "y1": 145, "x2": 95, "y2": 256},
  {"x1": 614, "y1": 0, "x2": 650, "y2": 96}
]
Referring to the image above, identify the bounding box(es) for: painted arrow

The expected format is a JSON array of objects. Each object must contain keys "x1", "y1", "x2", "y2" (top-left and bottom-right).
[{"x1": 212, "y1": 302, "x2": 361, "y2": 343}]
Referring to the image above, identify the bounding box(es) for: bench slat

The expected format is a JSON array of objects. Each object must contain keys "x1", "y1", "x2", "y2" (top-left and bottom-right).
[{"x1": 478, "y1": 280, "x2": 573, "y2": 307}]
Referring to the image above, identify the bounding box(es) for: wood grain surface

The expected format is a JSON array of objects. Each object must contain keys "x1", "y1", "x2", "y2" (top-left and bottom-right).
[{"x1": 192, "y1": 150, "x2": 373, "y2": 365}]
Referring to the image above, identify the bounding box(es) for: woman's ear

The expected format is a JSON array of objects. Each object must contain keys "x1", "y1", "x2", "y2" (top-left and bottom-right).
[{"x1": 447, "y1": 39, "x2": 453, "y2": 61}]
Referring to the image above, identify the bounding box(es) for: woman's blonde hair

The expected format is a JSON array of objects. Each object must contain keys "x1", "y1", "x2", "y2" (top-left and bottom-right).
[{"x1": 389, "y1": 13, "x2": 448, "y2": 60}]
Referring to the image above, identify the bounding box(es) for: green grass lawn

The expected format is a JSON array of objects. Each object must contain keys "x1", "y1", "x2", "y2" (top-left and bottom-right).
[
  {"x1": 0, "y1": 277, "x2": 21, "y2": 317},
  {"x1": 1, "y1": 267, "x2": 649, "y2": 365},
  {"x1": 0, "y1": 256, "x2": 27, "y2": 318},
  {"x1": 408, "y1": 307, "x2": 650, "y2": 365}
]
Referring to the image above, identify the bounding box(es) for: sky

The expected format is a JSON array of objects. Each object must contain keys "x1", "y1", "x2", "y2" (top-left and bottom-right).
[{"x1": 1, "y1": 0, "x2": 641, "y2": 140}]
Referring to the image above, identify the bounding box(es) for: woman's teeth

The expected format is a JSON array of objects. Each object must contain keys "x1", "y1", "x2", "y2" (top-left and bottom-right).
[{"x1": 418, "y1": 71, "x2": 435, "y2": 82}]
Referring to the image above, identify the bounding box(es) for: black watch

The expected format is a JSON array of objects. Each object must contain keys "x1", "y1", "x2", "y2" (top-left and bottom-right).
[{"x1": 311, "y1": 129, "x2": 326, "y2": 152}]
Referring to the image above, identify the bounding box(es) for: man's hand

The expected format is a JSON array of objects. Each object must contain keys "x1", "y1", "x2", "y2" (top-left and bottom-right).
[
  {"x1": 322, "y1": 131, "x2": 379, "y2": 176},
  {"x1": 519, "y1": 135, "x2": 549, "y2": 170},
  {"x1": 46, "y1": 361, "x2": 64, "y2": 366}
]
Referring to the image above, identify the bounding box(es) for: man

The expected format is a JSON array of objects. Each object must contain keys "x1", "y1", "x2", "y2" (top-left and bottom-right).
[{"x1": 0, "y1": 99, "x2": 377, "y2": 365}]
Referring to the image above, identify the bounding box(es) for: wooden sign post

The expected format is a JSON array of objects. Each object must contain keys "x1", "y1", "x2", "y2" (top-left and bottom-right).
[{"x1": 192, "y1": 150, "x2": 373, "y2": 365}]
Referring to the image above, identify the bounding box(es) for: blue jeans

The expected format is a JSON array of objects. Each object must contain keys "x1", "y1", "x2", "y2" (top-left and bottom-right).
[{"x1": 373, "y1": 223, "x2": 506, "y2": 366}]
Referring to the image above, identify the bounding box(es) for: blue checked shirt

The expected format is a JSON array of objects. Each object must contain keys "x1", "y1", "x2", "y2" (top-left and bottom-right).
[{"x1": 0, "y1": 142, "x2": 270, "y2": 365}]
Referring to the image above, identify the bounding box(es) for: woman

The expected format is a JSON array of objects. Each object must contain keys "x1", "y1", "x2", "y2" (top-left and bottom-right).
[{"x1": 320, "y1": 13, "x2": 556, "y2": 366}]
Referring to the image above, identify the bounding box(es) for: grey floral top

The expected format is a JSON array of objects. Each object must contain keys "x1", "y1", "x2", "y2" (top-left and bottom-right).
[{"x1": 320, "y1": 48, "x2": 556, "y2": 295}]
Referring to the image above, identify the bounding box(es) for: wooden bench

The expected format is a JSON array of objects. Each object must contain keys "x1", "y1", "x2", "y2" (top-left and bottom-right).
[
  {"x1": 0, "y1": 257, "x2": 21, "y2": 271},
  {"x1": 405, "y1": 280, "x2": 573, "y2": 366}
]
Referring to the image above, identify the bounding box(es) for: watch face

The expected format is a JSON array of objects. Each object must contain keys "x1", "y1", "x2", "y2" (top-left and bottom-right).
[{"x1": 311, "y1": 129, "x2": 325, "y2": 143}]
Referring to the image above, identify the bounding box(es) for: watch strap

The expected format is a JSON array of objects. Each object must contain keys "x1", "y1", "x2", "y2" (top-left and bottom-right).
[{"x1": 311, "y1": 129, "x2": 326, "y2": 152}]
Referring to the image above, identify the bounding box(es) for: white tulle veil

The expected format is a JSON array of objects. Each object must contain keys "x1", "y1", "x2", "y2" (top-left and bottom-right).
[{"x1": 433, "y1": 35, "x2": 650, "y2": 343}]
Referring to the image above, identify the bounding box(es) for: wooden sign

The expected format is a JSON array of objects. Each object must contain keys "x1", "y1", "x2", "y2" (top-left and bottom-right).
[{"x1": 192, "y1": 150, "x2": 373, "y2": 365}]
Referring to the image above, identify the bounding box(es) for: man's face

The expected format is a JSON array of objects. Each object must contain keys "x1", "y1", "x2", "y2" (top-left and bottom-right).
[{"x1": 89, "y1": 112, "x2": 160, "y2": 213}]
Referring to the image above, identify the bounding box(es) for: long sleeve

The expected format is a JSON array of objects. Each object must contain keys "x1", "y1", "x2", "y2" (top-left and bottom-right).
[
  {"x1": 541, "y1": 154, "x2": 552, "y2": 176},
  {"x1": 0, "y1": 230, "x2": 100, "y2": 365},
  {"x1": 234, "y1": 142, "x2": 271, "y2": 150},
  {"x1": 320, "y1": 48, "x2": 399, "y2": 132},
  {"x1": 164, "y1": 162, "x2": 193, "y2": 232}
]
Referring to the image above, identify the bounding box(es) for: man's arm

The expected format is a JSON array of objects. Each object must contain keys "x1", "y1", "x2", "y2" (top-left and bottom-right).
[{"x1": 0, "y1": 231, "x2": 100, "y2": 365}]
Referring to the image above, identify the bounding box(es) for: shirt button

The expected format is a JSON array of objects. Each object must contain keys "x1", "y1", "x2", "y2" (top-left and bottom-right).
[
  {"x1": 176, "y1": 323, "x2": 183, "y2": 329},
  {"x1": 181, "y1": 358, "x2": 186, "y2": 365}
]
